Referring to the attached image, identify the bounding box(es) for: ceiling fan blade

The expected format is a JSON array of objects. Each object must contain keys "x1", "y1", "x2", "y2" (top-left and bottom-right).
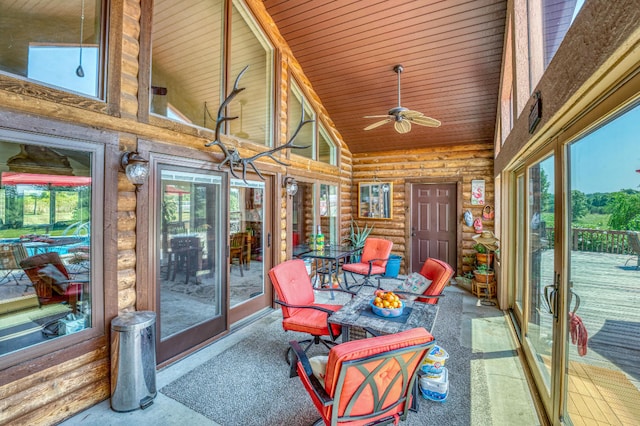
[
  {"x1": 364, "y1": 118, "x2": 392, "y2": 130},
  {"x1": 364, "y1": 115, "x2": 393, "y2": 119},
  {"x1": 401, "y1": 109, "x2": 424, "y2": 119},
  {"x1": 394, "y1": 119, "x2": 411, "y2": 133},
  {"x1": 410, "y1": 115, "x2": 442, "y2": 127}
]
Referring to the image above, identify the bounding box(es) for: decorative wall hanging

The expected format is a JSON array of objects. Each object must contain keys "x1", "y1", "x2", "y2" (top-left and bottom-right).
[
  {"x1": 473, "y1": 217, "x2": 483, "y2": 233},
  {"x1": 463, "y1": 209, "x2": 473, "y2": 227},
  {"x1": 205, "y1": 65, "x2": 312, "y2": 183},
  {"x1": 471, "y1": 179, "x2": 485, "y2": 205},
  {"x1": 482, "y1": 205, "x2": 494, "y2": 220}
]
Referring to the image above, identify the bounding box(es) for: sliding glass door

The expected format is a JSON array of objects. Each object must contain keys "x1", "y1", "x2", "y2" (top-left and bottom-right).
[
  {"x1": 510, "y1": 101, "x2": 640, "y2": 424},
  {"x1": 563, "y1": 104, "x2": 640, "y2": 425},
  {"x1": 157, "y1": 166, "x2": 227, "y2": 363},
  {"x1": 228, "y1": 176, "x2": 272, "y2": 324}
]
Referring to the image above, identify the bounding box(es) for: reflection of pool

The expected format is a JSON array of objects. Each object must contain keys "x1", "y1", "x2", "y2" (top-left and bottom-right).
[{"x1": 21, "y1": 237, "x2": 89, "y2": 256}]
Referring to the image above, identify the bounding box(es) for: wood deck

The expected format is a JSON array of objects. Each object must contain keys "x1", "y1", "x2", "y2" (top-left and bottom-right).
[{"x1": 541, "y1": 250, "x2": 640, "y2": 425}]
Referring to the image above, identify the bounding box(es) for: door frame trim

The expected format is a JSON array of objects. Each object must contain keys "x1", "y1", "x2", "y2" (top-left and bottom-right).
[{"x1": 404, "y1": 178, "x2": 462, "y2": 274}]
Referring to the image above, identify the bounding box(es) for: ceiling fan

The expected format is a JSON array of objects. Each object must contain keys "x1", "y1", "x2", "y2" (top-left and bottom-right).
[{"x1": 364, "y1": 64, "x2": 441, "y2": 134}]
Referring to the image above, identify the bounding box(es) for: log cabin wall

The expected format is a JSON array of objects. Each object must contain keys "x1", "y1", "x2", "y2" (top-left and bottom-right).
[
  {"x1": 352, "y1": 143, "x2": 495, "y2": 276},
  {"x1": 0, "y1": 0, "x2": 351, "y2": 424}
]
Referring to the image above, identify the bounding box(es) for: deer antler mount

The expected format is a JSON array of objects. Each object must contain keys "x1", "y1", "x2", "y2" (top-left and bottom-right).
[{"x1": 205, "y1": 66, "x2": 313, "y2": 183}]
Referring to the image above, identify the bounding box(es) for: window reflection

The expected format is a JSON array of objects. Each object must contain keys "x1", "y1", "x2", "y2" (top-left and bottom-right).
[
  {"x1": 150, "y1": 0, "x2": 224, "y2": 128},
  {"x1": 159, "y1": 169, "x2": 224, "y2": 340},
  {"x1": 0, "y1": 1, "x2": 104, "y2": 98},
  {"x1": 0, "y1": 141, "x2": 93, "y2": 356},
  {"x1": 229, "y1": 1, "x2": 273, "y2": 145}
]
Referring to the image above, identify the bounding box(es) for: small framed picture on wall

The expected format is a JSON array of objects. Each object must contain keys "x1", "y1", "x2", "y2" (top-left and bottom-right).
[{"x1": 471, "y1": 179, "x2": 485, "y2": 205}]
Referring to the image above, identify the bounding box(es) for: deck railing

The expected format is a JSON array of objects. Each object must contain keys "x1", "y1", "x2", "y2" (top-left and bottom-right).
[{"x1": 545, "y1": 228, "x2": 633, "y2": 254}]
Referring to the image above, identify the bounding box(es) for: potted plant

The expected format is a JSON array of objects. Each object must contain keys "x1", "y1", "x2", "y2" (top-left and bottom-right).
[
  {"x1": 344, "y1": 219, "x2": 373, "y2": 262},
  {"x1": 474, "y1": 243, "x2": 493, "y2": 267},
  {"x1": 473, "y1": 263, "x2": 495, "y2": 283}
]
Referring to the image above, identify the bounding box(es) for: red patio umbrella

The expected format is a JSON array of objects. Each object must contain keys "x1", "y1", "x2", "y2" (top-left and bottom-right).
[{"x1": 1, "y1": 172, "x2": 91, "y2": 187}]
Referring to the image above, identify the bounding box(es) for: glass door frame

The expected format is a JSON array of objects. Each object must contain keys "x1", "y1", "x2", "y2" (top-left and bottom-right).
[
  {"x1": 508, "y1": 141, "x2": 568, "y2": 424},
  {"x1": 137, "y1": 141, "x2": 229, "y2": 365},
  {"x1": 228, "y1": 174, "x2": 274, "y2": 325}
]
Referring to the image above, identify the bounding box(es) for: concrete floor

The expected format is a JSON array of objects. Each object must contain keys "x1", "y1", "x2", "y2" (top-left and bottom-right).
[{"x1": 60, "y1": 284, "x2": 541, "y2": 426}]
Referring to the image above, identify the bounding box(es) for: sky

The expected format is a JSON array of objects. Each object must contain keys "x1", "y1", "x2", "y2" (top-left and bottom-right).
[
  {"x1": 540, "y1": 104, "x2": 640, "y2": 194},
  {"x1": 569, "y1": 104, "x2": 640, "y2": 194}
]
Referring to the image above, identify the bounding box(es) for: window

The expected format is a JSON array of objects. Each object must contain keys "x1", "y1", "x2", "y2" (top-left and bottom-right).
[
  {"x1": 291, "y1": 181, "x2": 339, "y2": 247},
  {"x1": 288, "y1": 81, "x2": 338, "y2": 165},
  {"x1": 150, "y1": 0, "x2": 224, "y2": 129},
  {"x1": 318, "y1": 125, "x2": 337, "y2": 166},
  {"x1": 228, "y1": 0, "x2": 274, "y2": 146},
  {"x1": 288, "y1": 79, "x2": 316, "y2": 160},
  {"x1": 529, "y1": 0, "x2": 585, "y2": 87},
  {"x1": 0, "y1": 1, "x2": 105, "y2": 98},
  {"x1": 0, "y1": 136, "x2": 97, "y2": 357}
]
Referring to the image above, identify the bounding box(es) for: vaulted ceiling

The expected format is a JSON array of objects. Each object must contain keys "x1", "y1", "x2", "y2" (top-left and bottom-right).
[{"x1": 263, "y1": 0, "x2": 507, "y2": 154}]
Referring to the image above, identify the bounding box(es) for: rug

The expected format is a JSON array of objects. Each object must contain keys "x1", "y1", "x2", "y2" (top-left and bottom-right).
[{"x1": 160, "y1": 290, "x2": 489, "y2": 425}]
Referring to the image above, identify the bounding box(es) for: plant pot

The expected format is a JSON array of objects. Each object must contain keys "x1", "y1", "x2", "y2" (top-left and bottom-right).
[
  {"x1": 473, "y1": 270, "x2": 495, "y2": 283},
  {"x1": 475, "y1": 253, "x2": 493, "y2": 267},
  {"x1": 462, "y1": 256, "x2": 475, "y2": 266}
]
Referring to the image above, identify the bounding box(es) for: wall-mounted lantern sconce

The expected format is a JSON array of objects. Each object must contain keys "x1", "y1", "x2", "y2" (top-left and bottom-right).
[
  {"x1": 121, "y1": 151, "x2": 149, "y2": 190},
  {"x1": 283, "y1": 176, "x2": 298, "y2": 197}
]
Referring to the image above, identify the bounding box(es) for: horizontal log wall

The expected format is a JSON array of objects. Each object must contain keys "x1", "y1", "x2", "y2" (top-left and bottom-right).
[{"x1": 352, "y1": 143, "x2": 495, "y2": 276}]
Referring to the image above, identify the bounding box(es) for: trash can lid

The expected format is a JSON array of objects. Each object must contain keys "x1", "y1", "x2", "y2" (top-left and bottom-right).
[{"x1": 111, "y1": 311, "x2": 156, "y2": 331}]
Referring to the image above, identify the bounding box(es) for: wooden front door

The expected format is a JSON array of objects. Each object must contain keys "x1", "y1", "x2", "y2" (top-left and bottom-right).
[{"x1": 410, "y1": 183, "x2": 457, "y2": 272}]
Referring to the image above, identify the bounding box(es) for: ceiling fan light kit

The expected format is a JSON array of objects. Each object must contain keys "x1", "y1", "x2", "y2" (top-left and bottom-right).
[{"x1": 364, "y1": 64, "x2": 441, "y2": 133}]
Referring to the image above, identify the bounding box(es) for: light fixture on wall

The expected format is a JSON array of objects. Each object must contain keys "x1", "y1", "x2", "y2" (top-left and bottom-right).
[
  {"x1": 283, "y1": 176, "x2": 298, "y2": 197},
  {"x1": 121, "y1": 151, "x2": 149, "y2": 190}
]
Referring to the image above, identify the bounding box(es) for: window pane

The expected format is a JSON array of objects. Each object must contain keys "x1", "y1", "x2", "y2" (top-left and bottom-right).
[
  {"x1": 151, "y1": 0, "x2": 224, "y2": 129},
  {"x1": 288, "y1": 81, "x2": 315, "y2": 159},
  {"x1": 229, "y1": 179, "x2": 265, "y2": 307},
  {"x1": 229, "y1": 1, "x2": 273, "y2": 146},
  {"x1": 318, "y1": 125, "x2": 337, "y2": 165},
  {"x1": 526, "y1": 154, "x2": 555, "y2": 395},
  {"x1": 159, "y1": 169, "x2": 224, "y2": 340},
  {"x1": 564, "y1": 104, "x2": 640, "y2": 424},
  {"x1": 542, "y1": 0, "x2": 584, "y2": 68},
  {"x1": 0, "y1": 141, "x2": 93, "y2": 356},
  {"x1": 319, "y1": 184, "x2": 338, "y2": 245},
  {"x1": 0, "y1": 1, "x2": 104, "y2": 98}
]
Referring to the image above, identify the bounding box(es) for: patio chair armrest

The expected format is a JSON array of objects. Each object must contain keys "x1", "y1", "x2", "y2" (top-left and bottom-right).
[
  {"x1": 289, "y1": 340, "x2": 333, "y2": 406},
  {"x1": 394, "y1": 290, "x2": 446, "y2": 299},
  {"x1": 274, "y1": 300, "x2": 337, "y2": 316},
  {"x1": 314, "y1": 287, "x2": 358, "y2": 297}
]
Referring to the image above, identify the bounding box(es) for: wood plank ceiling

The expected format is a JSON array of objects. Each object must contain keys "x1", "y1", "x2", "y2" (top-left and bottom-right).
[{"x1": 263, "y1": 0, "x2": 508, "y2": 154}]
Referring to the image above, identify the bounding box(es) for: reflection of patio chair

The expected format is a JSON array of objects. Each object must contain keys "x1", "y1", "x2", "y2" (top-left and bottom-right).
[
  {"x1": 230, "y1": 232, "x2": 249, "y2": 276},
  {"x1": 19, "y1": 252, "x2": 87, "y2": 313},
  {"x1": 166, "y1": 236, "x2": 202, "y2": 283},
  {"x1": 626, "y1": 231, "x2": 640, "y2": 270},
  {"x1": 0, "y1": 243, "x2": 28, "y2": 285}
]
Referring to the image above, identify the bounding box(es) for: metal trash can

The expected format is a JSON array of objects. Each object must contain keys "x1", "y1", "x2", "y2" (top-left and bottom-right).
[{"x1": 110, "y1": 311, "x2": 157, "y2": 412}]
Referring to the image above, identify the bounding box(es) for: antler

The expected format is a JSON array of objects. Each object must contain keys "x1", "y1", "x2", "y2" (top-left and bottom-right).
[
  {"x1": 235, "y1": 101, "x2": 312, "y2": 182},
  {"x1": 205, "y1": 65, "x2": 313, "y2": 183},
  {"x1": 204, "y1": 65, "x2": 249, "y2": 174}
]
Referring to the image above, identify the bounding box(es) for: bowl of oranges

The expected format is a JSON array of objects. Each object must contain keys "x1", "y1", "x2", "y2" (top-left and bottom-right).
[{"x1": 370, "y1": 290, "x2": 404, "y2": 317}]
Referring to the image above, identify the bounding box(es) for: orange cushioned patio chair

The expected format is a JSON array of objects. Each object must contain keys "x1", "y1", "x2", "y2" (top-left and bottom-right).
[
  {"x1": 20, "y1": 252, "x2": 87, "y2": 313},
  {"x1": 269, "y1": 259, "x2": 354, "y2": 363},
  {"x1": 377, "y1": 257, "x2": 454, "y2": 305},
  {"x1": 414, "y1": 258, "x2": 454, "y2": 304},
  {"x1": 290, "y1": 327, "x2": 434, "y2": 426},
  {"x1": 342, "y1": 238, "x2": 393, "y2": 289}
]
